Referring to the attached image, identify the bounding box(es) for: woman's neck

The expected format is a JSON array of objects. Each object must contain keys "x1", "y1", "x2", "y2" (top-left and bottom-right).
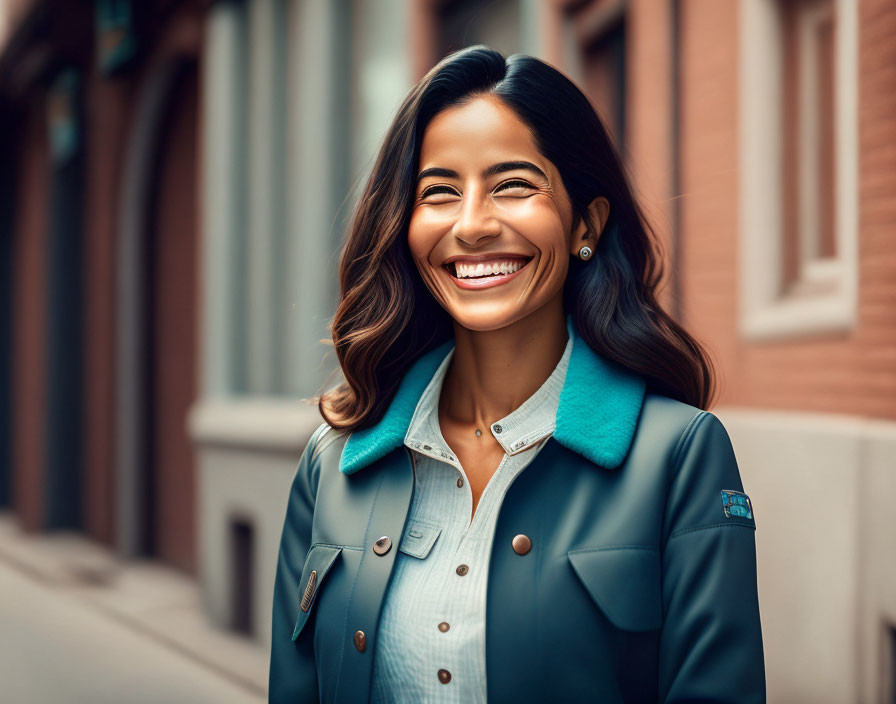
[{"x1": 438, "y1": 296, "x2": 569, "y2": 431}]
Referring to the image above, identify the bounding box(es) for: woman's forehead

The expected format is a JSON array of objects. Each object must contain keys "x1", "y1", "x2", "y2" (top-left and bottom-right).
[{"x1": 418, "y1": 97, "x2": 548, "y2": 173}]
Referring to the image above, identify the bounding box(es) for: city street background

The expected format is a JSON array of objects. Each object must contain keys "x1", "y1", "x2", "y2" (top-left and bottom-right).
[{"x1": 0, "y1": 0, "x2": 894, "y2": 702}]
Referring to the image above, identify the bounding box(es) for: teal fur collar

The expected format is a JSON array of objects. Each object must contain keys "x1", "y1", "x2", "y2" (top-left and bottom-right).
[{"x1": 339, "y1": 313, "x2": 646, "y2": 475}]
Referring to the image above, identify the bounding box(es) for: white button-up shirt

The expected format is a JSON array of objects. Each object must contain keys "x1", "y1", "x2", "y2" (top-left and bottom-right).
[{"x1": 370, "y1": 327, "x2": 573, "y2": 703}]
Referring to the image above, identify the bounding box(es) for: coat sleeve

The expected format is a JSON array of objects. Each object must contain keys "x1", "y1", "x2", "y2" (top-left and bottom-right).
[
  {"x1": 658, "y1": 411, "x2": 766, "y2": 703},
  {"x1": 268, "y1": 423, "x2": 327, "y2": 704}
]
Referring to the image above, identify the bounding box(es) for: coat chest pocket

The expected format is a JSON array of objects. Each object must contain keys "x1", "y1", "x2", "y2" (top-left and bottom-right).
[
  {"x1": 292, "y1": 544, "x2": 343, "y2": 641},
  {"x1": 566, "y1": 546, "x2": 663, "y2": 632},
  {"x1": 398, "y1": 519, "x2": 441, "y2": 559}
]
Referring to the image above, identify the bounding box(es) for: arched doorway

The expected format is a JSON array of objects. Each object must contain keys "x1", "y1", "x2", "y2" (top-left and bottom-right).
[
  {"x1": 145, "y1": 61, "x2": 199, "y2": 573},
  {"x1": 116, "y1": 56, "x2": 198, "y2": 574}
]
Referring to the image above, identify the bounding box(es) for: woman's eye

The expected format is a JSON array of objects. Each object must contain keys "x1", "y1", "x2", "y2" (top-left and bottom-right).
[
  {"x1": 421, "y1": 185, "x2": 457, "y2": 199},
  {"x1": 419, "y1": 179, "x2": 532, "y2": 201},
  {"x1": 494, "y1": 179, "x2": 533, "y2": 194}
]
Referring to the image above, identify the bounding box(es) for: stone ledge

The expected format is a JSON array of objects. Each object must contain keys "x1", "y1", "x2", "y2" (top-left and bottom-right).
[{"x1": 188, "y1": 397, "x2": 324, "y2": 452}]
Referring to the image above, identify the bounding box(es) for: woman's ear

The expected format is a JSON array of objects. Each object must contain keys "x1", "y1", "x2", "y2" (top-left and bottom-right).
[{"x1": 570, "y1": 196, "x2": 610, "y2": 255}]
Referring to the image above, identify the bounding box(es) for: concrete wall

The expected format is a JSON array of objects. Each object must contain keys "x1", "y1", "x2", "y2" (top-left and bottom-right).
[
  {"x1": 192, "y1": 400, "x2": 322, "y2": 643},
  {"x1": 719, "y1": 407, "x2": 896, "y2": 703}
]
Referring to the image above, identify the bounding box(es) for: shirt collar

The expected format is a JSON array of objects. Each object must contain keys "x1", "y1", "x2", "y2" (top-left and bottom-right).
[
  {"x1": 339, "y1": 313, "x2": 646, "y2": 475},
  {"x1": 402, "y1": 330, "x2": 572, "y2": 465}
]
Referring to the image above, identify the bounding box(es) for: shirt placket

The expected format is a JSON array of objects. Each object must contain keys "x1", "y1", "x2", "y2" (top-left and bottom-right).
[
  {"x1": 441, "y1": 478, "x2": 487, "y2": 702},
  {"x1": 392, "y1": 334, "x2": 571, "y2": 700},
  {"x1": 410, "y1": 452, "x2": 462, "y2": 698},
  {"x1": 407, "y1": 419, "x2": 479, "y2": 696}
]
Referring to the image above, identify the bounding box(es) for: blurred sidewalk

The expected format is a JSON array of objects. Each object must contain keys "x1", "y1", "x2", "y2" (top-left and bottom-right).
[{"x1": 0, "y1": 512, "x2": 267, "y2": 703}]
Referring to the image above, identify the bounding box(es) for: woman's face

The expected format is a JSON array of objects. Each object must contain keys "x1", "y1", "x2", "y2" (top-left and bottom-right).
[{"x1": 408, "y1": 95, "x2": 597, "y2": 332}]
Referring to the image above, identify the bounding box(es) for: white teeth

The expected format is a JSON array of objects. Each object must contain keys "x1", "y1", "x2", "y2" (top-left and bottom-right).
[{"x1": 454, "y1": 259, "x2": 526, "y2": 278}]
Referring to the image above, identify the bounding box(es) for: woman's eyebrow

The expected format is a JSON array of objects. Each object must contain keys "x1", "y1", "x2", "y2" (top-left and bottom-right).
[{"x1": 416, "y1": 160, "x2": 548, "y2": 183}]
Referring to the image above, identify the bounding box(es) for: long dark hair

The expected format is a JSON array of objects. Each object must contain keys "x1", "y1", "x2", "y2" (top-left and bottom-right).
[{"x1": 317, "y1": 45, "x2": 715, "y2": 431}]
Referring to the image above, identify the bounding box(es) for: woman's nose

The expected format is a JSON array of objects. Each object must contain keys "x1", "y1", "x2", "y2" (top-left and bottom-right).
[{"x1": 452, "y1": 190, "x2": 501, "y2": 246}]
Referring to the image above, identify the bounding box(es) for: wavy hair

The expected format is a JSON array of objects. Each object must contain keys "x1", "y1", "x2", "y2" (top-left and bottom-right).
[{"x1": 317, "y1": 45, "x2": 715, "y2": 431}]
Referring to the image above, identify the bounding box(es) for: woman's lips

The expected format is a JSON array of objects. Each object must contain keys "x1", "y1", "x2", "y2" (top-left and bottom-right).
[{"x1": 443, "y1": 258, "x2": 532, "y2": 290}]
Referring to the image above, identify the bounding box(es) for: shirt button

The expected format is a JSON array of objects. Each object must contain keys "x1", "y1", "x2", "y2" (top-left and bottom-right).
[
  {"x1": 373, "y1": 536, "x2": 392, "y2": 555},
  {"x1": 512, "y1": 534, "x2": 532, "y2": 555},
  {"x1": 493, "y1": 423, "x2": 503, "y2": 434},
  {"x1": 438, "y1": 668, "x2": 452, "y2": 684},
  {"x1": 353, "y1": 630, "x2": 366, "y2": 652},
  {"x1": 438, "y1": 621, "x2": 450, "y2": 632},
  {"x1": 456, "y1": 476, "x2": 464, "y2": 488},
  {"x1": 455, "y1": 564, "x2": 469, "y2": 576}
]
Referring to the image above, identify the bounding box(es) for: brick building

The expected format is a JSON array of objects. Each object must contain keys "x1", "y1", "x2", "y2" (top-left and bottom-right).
[{"x1": 1, "y1": 1, "x2": 894, "y2": 700}]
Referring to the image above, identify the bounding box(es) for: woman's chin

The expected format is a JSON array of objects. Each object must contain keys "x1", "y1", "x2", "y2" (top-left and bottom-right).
[{"x1": 445, "y1": 307, "x2": 529, "y2": 333}]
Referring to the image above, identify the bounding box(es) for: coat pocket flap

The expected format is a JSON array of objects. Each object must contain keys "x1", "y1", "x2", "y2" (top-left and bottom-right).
[
  {"x1": 398, "y1": 519, "x2": 441, "y2": 559},
  {"x1": 567, "y1": 546, "x2": 662, "y2": 632},
  {"x1": 292, "y1": 545, "x2": 342, "y2": 641}
]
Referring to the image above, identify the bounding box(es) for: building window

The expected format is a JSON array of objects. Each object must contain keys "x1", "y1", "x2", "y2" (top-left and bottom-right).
[
  {"x1": 780, "y1": 0, "x2": 837, "y2": 296},
  {"x1": 739, "y1": 0, "x2": 857, "y2": 340},
  {"x1": 560, "y1": 0, "x2": 628, "y2": 157},
  {"x1": 889, "y1": 623, "x2": 896, "y2": 703},
  {"x1": 230, "y1": 516, "x2": 254, "y2": 635},
  {"x1": 437, "y1": 0, "x2": 522, "y2": 60},
  {"x1": 580, "y1": 8, "x2": 626, "y2": 155}
]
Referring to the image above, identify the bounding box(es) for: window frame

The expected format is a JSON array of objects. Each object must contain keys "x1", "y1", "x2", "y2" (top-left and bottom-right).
[{"x1": 737, "y1": 0, "x2": 858, "y2": 341}]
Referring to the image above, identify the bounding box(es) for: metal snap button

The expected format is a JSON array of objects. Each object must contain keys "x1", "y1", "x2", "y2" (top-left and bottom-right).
[
  {"x1": 493, "y1": 423, "x2": 503, "y2": 434},
  {"x1": 438, "y1": 621, "x2": 450, "y2": 632},
  {"x1": 455, "y1": 564, "x2": 469, "y2": 576},
  {"x1": 353, "y1": 630, "x2": 366, "y2": 652},
  {"x1": 456, "y1": 476, "x2": 464, "y2": 488},
  {"x1": 438, "y1": 668, "x2": 452, "y2": 684},
  {"x1": 373, "y1": 536, "x2": 392, "y2": 555},
  {"x1": 512, "y1": 534, "x2": 532, "y2": 555}
]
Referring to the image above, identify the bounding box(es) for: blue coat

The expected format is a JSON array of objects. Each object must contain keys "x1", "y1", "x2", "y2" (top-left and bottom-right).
[{"x1": 269, "y1": 321, "x2": 766, "y2": 702}]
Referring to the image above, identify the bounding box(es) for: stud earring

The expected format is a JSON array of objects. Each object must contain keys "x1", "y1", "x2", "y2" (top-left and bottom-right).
[{"x1": 577, "y1": 245, "x2": 593, "y2": 261}]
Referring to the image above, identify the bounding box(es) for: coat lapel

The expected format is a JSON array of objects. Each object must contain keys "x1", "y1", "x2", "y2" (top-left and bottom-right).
[
  {"x1": 332, "y1": 445, "x2": 415, "y2": 704},
  {"x1": 339, "y1": 314, "x2": 647, "y2": 475}
]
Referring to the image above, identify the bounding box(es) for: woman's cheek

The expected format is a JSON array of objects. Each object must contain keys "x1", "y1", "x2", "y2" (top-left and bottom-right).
[
  {"x1": 492, "y1": 195, "x2": 538, "y2": 215},
  {"x1": 407, "y1": 210, "x2": 443, "y2": 253},
  {"x1": 410, "y1": 251, "x2": 446, "y2": 303}
]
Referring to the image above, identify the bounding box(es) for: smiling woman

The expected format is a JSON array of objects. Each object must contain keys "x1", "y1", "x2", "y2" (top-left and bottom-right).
[
  {"x1": 270, "y1": 45, "x2": 765, "y2": 704},
  {"x1": 319, "y1": 47, "x2": 715, "y2": 435},
  {"x1": 409, "y1": 97, "x2": 591, "y2": 328}
]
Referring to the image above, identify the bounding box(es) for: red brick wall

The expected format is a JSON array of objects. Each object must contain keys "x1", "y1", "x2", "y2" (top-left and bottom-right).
[
  {"x1": 671, "y1": 0, "x2": 896, "y2": 420},
  {"x1": 675, "y1": 0, "x2": 741, "y2": 409},
  {"x1": 11, "y1": 98, "x2": 49, "y2": 531},
  {"x1": 626, "y1": 0, "x2": 675, "y2": 314}
]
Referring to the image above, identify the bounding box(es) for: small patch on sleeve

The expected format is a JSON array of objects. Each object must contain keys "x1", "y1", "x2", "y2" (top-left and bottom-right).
[{"x1": 721, "y1": 489, "x2": 754, "y2": 521}]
